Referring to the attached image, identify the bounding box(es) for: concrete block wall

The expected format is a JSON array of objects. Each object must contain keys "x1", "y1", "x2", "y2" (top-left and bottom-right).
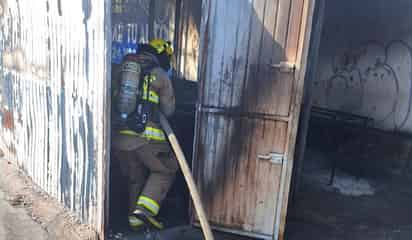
[{"x1": 312, "y1": 0, "x2": 412, "y2": 133}]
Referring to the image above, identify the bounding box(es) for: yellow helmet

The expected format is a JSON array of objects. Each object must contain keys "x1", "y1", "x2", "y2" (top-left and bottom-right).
[{"x1": 149, "y1": 39, "x2": 173, "y2": 57}]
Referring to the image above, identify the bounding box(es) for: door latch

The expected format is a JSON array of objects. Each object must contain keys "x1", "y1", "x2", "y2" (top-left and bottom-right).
[
  {"x1": 269, "y1": 61, "x2": 295, "y2": 73},
  {"x1": 257, "y1": 152, "x2": 284, "y2": 165}
]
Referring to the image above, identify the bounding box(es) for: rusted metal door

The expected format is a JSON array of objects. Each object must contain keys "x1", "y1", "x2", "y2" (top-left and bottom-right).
[{"x1": 193, "y1": 0, "x2": 314, "y2": 239}]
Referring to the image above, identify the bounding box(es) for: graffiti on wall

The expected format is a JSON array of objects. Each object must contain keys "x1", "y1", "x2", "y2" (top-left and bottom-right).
[{"x1": 319, "y1": 40, "x2": 412, "y2": 131}]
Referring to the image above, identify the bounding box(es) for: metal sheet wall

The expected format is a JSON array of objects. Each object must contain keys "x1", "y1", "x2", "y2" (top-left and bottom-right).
[{"x1": 0, "y1": 0, "x2": 111, "y2": 235}]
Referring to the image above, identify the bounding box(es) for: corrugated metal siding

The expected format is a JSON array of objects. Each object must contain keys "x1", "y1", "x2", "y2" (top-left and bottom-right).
[{"x1": 0, "y1": 0, "x2": 110, "y2": 234}]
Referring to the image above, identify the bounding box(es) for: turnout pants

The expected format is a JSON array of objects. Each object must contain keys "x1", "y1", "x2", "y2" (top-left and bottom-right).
[{"x1": 113, "y1": 134, "x2": 178, "y2": 216}]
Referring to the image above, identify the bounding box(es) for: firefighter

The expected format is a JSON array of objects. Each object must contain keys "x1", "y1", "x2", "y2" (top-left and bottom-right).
[{"x1": 112, "y1": 39, "x2": 177, "y2": 230}]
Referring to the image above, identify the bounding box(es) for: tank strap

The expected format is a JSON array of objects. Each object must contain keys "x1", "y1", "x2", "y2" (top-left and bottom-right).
[{"x1": 142, "y1": 75, "x2": 160, "y2": 104}]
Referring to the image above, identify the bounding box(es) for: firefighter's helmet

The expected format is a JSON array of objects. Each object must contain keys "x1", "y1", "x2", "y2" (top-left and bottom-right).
[{"x1": 149, "y1": 39, "x2": 173, "y2": 57}]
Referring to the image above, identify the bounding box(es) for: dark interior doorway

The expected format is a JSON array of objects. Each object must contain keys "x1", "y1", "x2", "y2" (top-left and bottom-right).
[
  {"x1": 108, "y1": 0, "x2": 198, "y2": 238},
  {"x1": 287, "y1": 1, "x2": 412, "y2": 239},
  {"x1": 108, "y1": 60, "x2": 197, "y2": 239}
]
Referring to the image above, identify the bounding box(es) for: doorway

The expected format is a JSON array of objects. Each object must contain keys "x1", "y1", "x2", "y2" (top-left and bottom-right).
[
  {"x1": 287, "y1": 1, "x2": 412, "y2": 239},
  {"x1": 108, "y1": 0, "x2": 199, "y2": 238}
]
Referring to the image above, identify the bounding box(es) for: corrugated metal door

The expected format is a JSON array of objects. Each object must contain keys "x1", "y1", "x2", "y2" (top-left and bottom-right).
[{"x1": 193, "y1": 0, "x2": 314, "y2": 239}]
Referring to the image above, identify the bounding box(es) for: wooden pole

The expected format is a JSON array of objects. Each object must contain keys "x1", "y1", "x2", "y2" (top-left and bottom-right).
[{"x1": 159, "y1": 113, "x2": 214, "y2": 240}]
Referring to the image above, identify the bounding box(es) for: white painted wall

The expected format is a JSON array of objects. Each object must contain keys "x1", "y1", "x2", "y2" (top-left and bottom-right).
[{"x1": 312, "y1": 0, "x2": 412, "y2": 133}]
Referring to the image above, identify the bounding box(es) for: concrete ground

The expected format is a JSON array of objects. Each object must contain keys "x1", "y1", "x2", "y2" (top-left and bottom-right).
[
  {"x1": 0, "y1": 189, "x2": 48, "y2": 240},
  {"x1": 286, "y1": 148, "x2": 412, "y2": 240}
]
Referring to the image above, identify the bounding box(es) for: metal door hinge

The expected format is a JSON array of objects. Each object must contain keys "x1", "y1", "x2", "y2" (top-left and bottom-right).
[
  {"x1": 257, "y1": 152, "x2": 284, "y2": 165},
  {"x1": 269, "y1": 61, "x2": 295, "y2": 73}
]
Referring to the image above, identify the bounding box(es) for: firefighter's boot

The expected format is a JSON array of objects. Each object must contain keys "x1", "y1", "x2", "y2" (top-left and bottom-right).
[
  {"x1": 128, "y1": 215, "x2": 145, "y2": 231},
  {"x1": 132, "y1": 206, "x2": 164, "y2": 230}
]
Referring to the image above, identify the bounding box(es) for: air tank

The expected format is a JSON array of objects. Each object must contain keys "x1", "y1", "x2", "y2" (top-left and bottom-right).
[{"x1": 117, "y1": 61, "x2": 141, "y2": 119}]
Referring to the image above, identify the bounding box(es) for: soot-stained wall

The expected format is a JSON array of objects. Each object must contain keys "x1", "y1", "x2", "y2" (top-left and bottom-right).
[{"x1": 312, "y1": 0, "x2": 412, "y2": 133}]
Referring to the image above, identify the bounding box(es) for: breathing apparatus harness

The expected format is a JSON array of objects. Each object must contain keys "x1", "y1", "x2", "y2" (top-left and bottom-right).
[
  {"x1": 114, "y1": 39, "x2": 173, "y2": 139},
  {"x1": 115, "y1": 53, "x2": 161, "y2": 135}
]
